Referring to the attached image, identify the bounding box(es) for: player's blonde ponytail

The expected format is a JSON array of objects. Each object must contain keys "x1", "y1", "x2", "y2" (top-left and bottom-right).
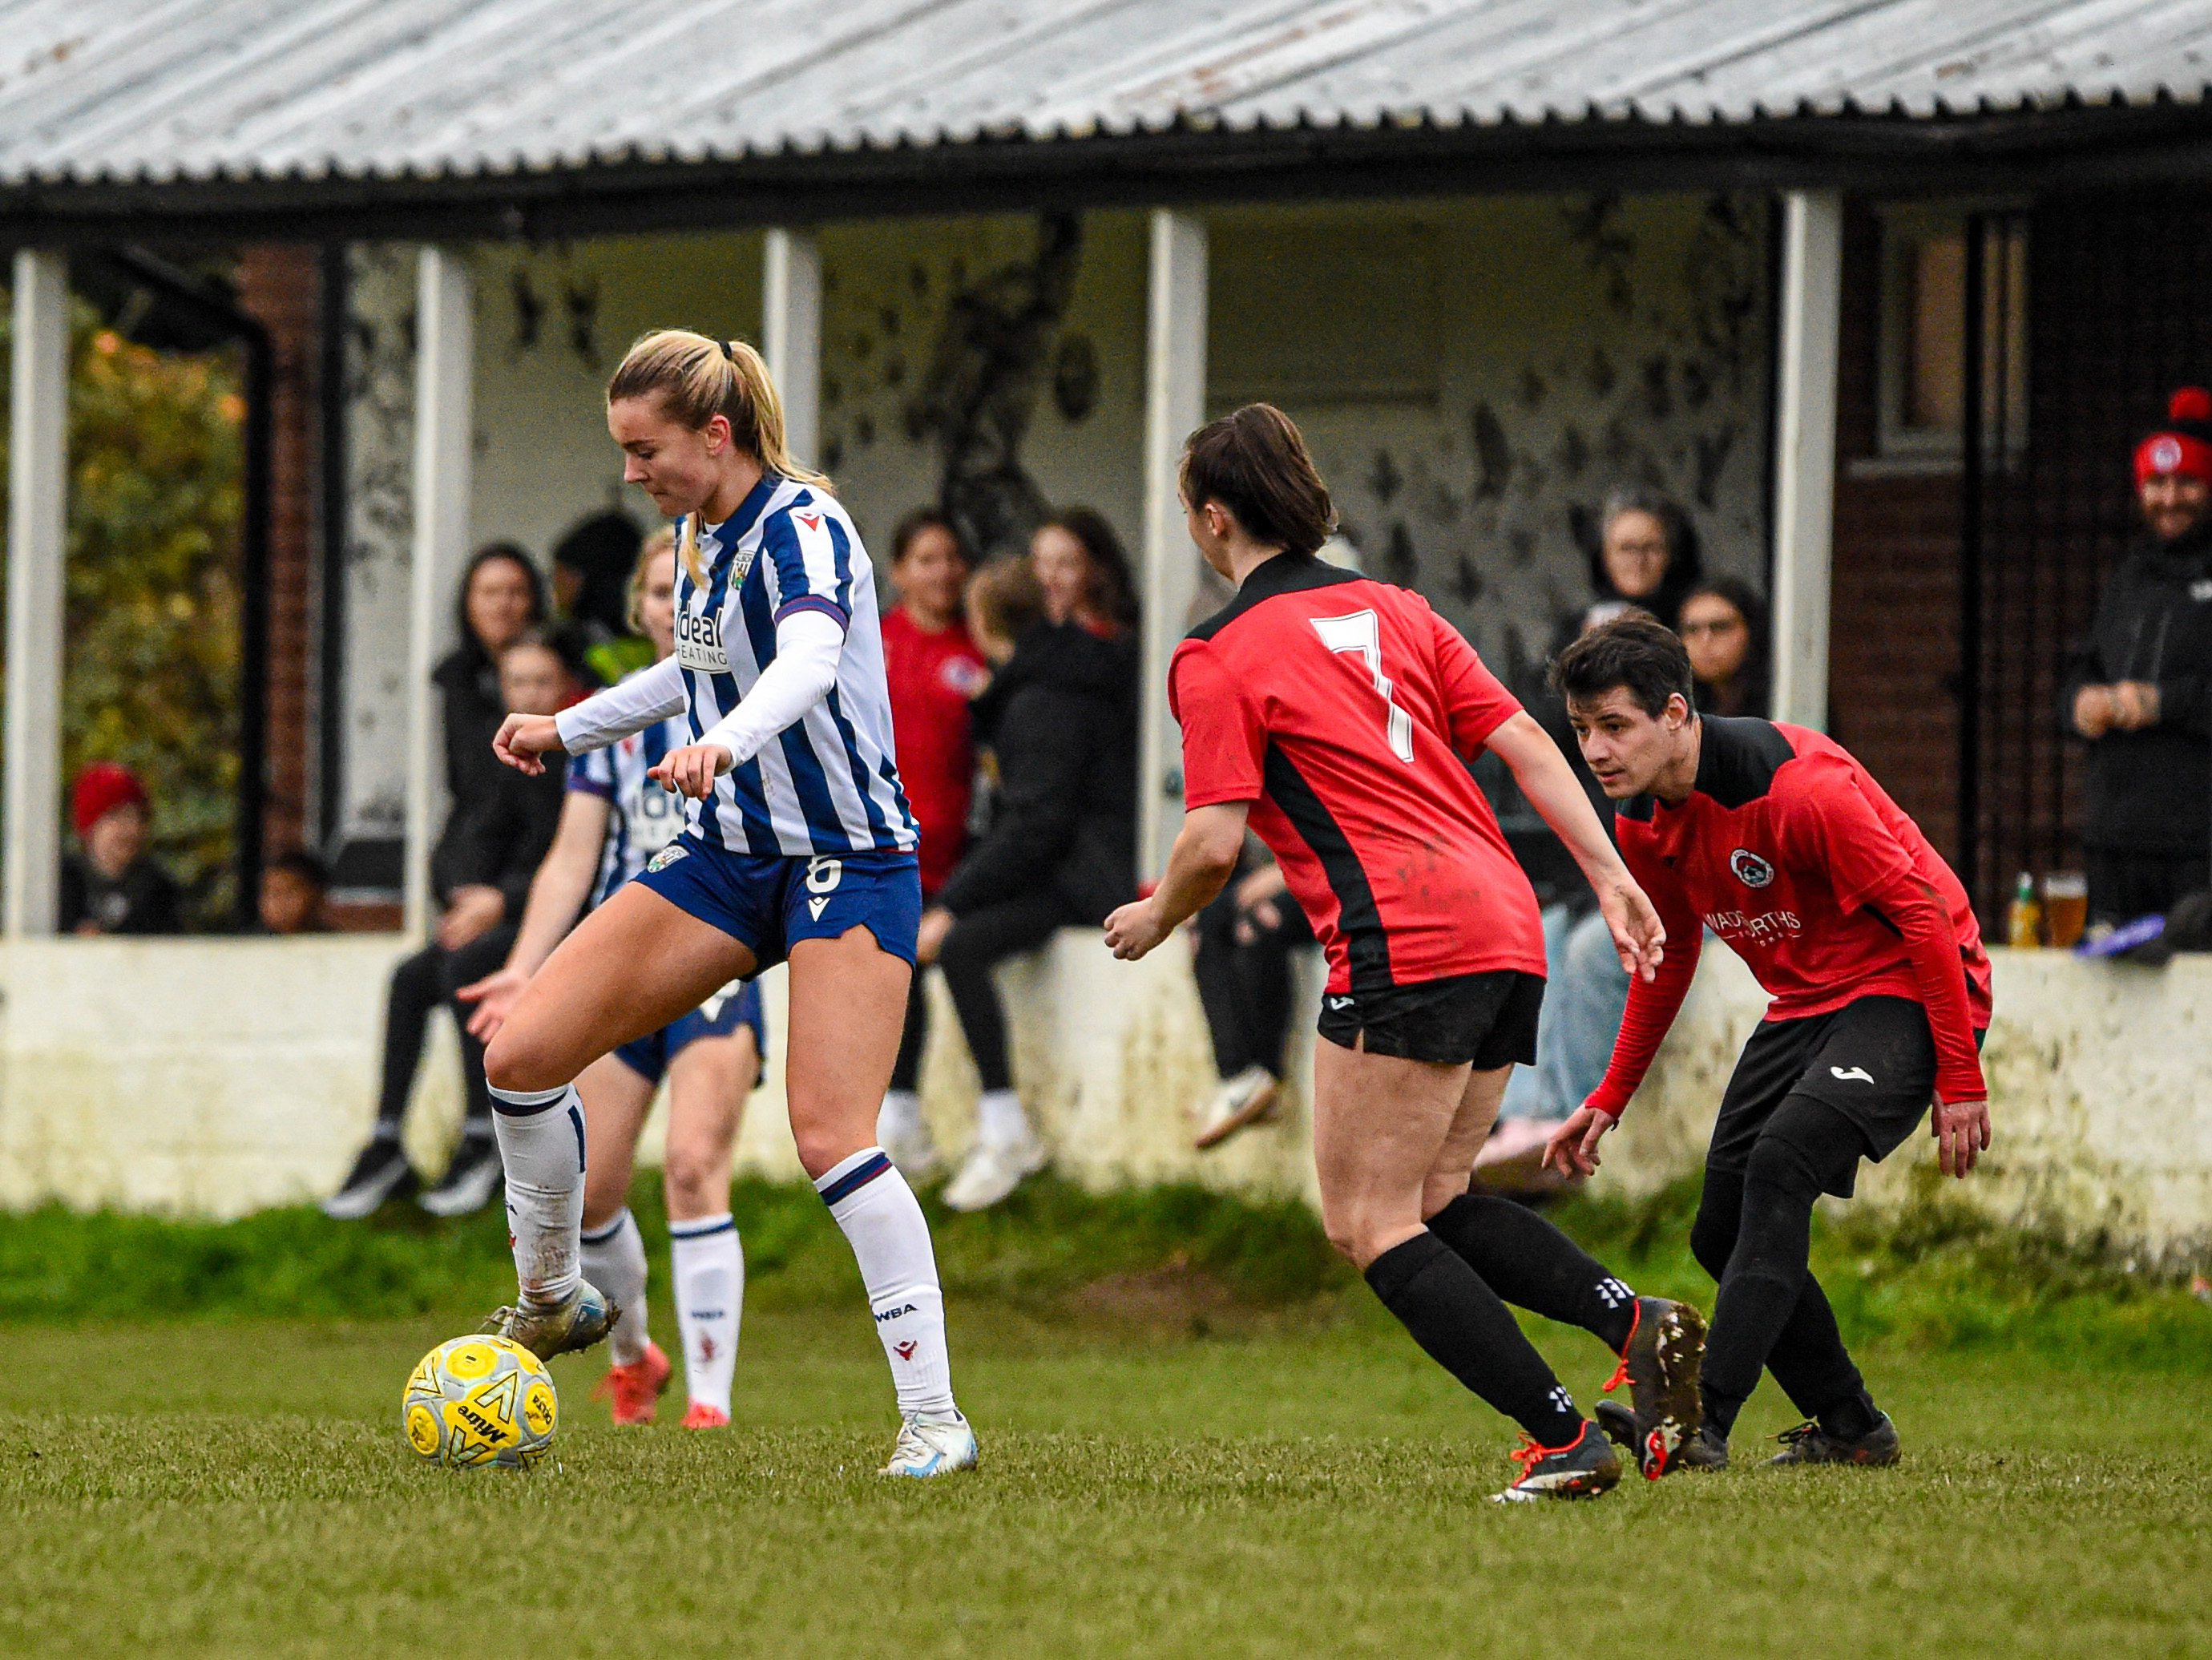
[{"x1": 607, "y1": 329, "x2": 831, "y2": 584}]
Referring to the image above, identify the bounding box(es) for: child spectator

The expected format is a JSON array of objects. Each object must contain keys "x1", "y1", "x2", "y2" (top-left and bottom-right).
[
  {"x1": 258, "y1": 849, "x2": 333, "y2": 935},
  {"x1": 59, "y1": 761, "x2": 181, "y2": 935},
  {"x1": 2063, "y1": 386, "x2": 2212, "y2": 927},
  {"x1": 876, "y1": 509, "x2": 988, "y2": 1179}
]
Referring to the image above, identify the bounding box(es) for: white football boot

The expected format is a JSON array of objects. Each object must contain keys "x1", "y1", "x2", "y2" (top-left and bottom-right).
[
  {"x1": 1193, "y1": 1064, "x2": 1279, "y2": 1150},
  {"x1": 877, "y1": 1100, "x2": 943, "y2": 1182},
  {"x1": 941, "y1": 1132, "x2": 1048, "y2": 1212},
  {"x1": 881, "y1": 1410, "x2": 979, "y2": 1477}
]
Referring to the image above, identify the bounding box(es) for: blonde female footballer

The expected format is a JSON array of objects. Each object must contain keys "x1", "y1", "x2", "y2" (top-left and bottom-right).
[{"x1": 482, "y1": 331, "x2": 974, "y2": 1476}]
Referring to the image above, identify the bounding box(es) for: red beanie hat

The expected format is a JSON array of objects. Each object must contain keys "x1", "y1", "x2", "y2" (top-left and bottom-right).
[
  {"x1": 2134, "y1": 386, "x2": 2212, "y2": 488},
  {"x1": 72, "y1": 761, "x2": 147, "y2": 838}
]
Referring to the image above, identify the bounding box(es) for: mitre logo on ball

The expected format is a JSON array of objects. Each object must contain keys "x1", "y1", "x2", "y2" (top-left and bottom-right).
[{"x1": 1730, "y1": 848, "x2": 1775, "y2": 888}]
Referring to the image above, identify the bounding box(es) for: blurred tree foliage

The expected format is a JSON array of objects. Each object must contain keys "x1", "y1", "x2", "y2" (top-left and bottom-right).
[{"x1": 2, "y1": 297, "x2": 244, "y2": 928}]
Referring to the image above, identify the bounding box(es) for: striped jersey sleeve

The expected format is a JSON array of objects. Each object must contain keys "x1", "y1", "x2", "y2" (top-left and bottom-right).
[{"x1": 762, "y1": 494, "x2": 855, "y2": 628}]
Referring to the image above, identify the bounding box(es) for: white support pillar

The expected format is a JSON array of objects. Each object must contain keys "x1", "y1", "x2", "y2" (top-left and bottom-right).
[
  {"x1": 1138, "y1": 210, "x2": 1209, "y2": 881},
  {"x1": 762, "y1": 229, "x2": 822, "y2": 469},
  {"x1": 1770, "y1": 190, "x2": 1844, "y2": 731},
  {"x1": 404, "y1": 247, "x2": 475, "y2": 936},
  {"x1": 6, "y1": 252, "x2": 70, "y2": 939}
]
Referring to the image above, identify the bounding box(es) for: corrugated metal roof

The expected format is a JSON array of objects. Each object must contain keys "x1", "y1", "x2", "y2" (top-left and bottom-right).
[{"x1": 2, "y1": 0, "x2": 2207, "y2": 188}]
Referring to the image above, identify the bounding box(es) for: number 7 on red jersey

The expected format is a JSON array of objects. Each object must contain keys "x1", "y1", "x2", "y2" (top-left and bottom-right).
[{"x1": 1311, "y1": 608, "x2": 1415, "y2": 761}]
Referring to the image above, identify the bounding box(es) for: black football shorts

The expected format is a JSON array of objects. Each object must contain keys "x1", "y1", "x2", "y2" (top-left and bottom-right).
[
  {"x1": 1315, "y1": 969, "x2": 1544, "y2": 1068},
  {"x1": 1707, "y1": 993, "x2": 1988, "y2": 1198}
]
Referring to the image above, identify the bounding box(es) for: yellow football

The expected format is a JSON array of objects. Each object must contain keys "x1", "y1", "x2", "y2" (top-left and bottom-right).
[{"x1": 401, "y1": 1335, "x2": 558, "y2": 1469}]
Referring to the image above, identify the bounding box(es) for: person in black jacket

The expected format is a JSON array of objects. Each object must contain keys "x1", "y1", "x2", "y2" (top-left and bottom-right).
[
  {"x1": 2063, "y1": 387, "x2": 2212, "y2": 927},
  {"x1": 433, "y1": 543, "x2": 548, "y2": 827},
  {"x1": 325, "y1": 637, "x2": 567, "y2": 1220},
  {"x1": 916, "y1": 556, "x2": 1139, "y2": 1211}
]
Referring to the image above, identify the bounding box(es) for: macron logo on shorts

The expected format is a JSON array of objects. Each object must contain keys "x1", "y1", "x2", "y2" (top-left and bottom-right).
[{"x1": 1830, "y1": 1065, "x2": 1874, "y2": 1084}]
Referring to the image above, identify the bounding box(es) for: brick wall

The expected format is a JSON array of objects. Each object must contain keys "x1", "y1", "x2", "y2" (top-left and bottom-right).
[
  {"x1": 1827, "y1": 202, "x2": 1964, "y2": 864},
  {"x1": 231, "y1": 246, "x2": 321, "y2": 864}
]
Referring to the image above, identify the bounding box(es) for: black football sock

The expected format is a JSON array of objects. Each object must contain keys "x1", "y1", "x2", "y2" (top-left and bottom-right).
[
  {"x1": 1701, "y1": 1135, "x2": 1827, "y2": 1434},
  {"x1": 1703, "y1": 1383, "x2": 1749, "y2": 1441},
  {"x1": 1364, "y1": 1230, "x2": 1584, "y2": 1447},
  {"x1": 1818, "y1": 1389, "x2": 1881, "y2": 1441},
  {"x1": 1426, "y1": 1191, "x2": 1638, "y2": 1351}
]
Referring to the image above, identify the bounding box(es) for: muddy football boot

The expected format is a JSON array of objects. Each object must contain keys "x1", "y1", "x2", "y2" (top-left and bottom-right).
[
  {"x1": 1768, "y1": 1412, "x2": 1900, "y2": 1468},
  {"x1": 1597, "y1": 1401, "x2": 1730, "y2": 1470},
  {"x1": 482, "y1": 1279, "x2": 619, "y2": 1363},
  {"x1": 1599, "y1": 1296, "x2": 1708, "y2": 1478},
  {"x1": 1491, "y1": 1420, "x2": 1621, "y2": 1503}
]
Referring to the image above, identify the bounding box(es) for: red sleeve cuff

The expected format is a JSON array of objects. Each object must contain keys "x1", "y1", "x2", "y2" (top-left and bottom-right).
[{"x1": 1582, "y1": 1083, "x2": 1629, "y2": 1121}]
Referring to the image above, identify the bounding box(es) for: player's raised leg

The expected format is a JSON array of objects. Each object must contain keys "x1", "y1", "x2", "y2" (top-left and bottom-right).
[
  {"x1": 1311, "y1": 1040, "x2": 1618, "y2": 1503},
  {"x1": 482, "y1": 882, "x2": 753, "y2": 1359},
  {"x1": 785, "y1": 923, "x2": 973, "y2": 1476}
]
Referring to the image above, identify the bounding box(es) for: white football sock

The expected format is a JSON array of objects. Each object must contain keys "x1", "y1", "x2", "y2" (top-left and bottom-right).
[
  {"x1": 581, "y1": 1208, "x2": 650, "y2": 1367},
  {"x1": 670, "y1": 1214, "x2": 743, "y2": 1416},
  {"x1": 490, "y1": 1082, "x2": 585, "y2": 1312},
  {"x1": 815, "y1": 1148, "x2": 955, "y2": 1417},
  {"x1": 976, "y1": 1088, "x2": 1029, "y2": 1150},
  {"x1": 878, "y1": 1088, "x2": 923, "y2": 1143}
]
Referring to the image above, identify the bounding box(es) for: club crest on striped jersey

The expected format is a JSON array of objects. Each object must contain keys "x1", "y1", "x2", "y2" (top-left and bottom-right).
[{"x1": 676, "y1": 604, "x2": 730, "y2": 672}]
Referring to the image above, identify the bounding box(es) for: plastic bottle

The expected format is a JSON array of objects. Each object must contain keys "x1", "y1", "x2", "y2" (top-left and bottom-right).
[{"x1": 2007, "y1": 870, "x2": 2042, "y2": 948}]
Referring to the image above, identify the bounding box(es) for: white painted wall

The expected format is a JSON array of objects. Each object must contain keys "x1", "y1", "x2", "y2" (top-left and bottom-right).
[{"x1": 4, "y1": 939, "x2": 2209, "y2": 1268}]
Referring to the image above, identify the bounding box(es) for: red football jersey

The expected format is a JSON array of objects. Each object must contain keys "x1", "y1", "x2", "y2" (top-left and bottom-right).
[
  {"x1": 1586, "y1": 717, "x2": 1992, "y2": 1116},
  {"x1": 881, "y1": 607, "x2": 990, "y2": 895},
  {"x1": 1172, "y1": 554, "x2": 1545, "y2": 994}
]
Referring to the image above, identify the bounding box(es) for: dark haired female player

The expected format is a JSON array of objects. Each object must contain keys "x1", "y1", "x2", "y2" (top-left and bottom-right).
[{"x1": 1105, "y1": 403, "x2": 1704, "y2": 1500}]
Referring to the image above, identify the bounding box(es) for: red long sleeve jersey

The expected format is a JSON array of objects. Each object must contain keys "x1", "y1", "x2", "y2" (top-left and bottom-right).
[
  {"x1": 881, "y1": 608, "x2": 990, "y2": 896},
  {"x1": 1172, "y1": 554, "x2": 1545, "y2": 994},
  {"x1": 1586, "y1": 717, "x2": 1992, "y2": 1117}
]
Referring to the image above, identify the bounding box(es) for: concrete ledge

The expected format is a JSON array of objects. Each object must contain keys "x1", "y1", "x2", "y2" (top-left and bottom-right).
[{"x1": 1, "y1": 936, "x2": 2206, "y2": 1261}]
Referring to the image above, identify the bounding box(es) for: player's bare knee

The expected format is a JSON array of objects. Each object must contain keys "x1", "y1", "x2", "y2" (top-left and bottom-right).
[
  {"x1": 1322, "y1": 1202, "x2": 1386, "y2": 1270},
  {"x1": 484, "y1": 1027, "x2": 559, "y2": 1095},
  {"x1": 662, "y1": 1140, "x2": 725, "y2": 1214},
  {"x1": 788, "y1": 1116, "x2": 862, "y2": 1182}
]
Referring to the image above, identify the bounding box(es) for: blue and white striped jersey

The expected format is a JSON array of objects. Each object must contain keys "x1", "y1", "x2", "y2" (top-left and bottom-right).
[
  {"x1": 566, "y1": 701, "x2": 690, "y2": 908},
  {"x1": 676, "y1": 475, "x2": 918, "y2": 858}
]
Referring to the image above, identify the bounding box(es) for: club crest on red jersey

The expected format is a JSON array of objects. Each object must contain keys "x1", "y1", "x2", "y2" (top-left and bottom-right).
[{"x1": 1730, "y1": 848, "x2": 1775, "y2": 889}]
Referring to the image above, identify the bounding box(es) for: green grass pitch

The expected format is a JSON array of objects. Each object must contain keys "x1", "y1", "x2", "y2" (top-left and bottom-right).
[{"x1": 2, "y1": 1299, "x2": 2206, "y2": 1658}]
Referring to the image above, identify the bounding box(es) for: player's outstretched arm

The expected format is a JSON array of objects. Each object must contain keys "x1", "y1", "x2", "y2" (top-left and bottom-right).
[
  {"x1": 458, "y1": 790, "x2": 612, "y2": 1040},
  {"x1": 1485, "y1": 710, "x2": 1665, "y2": 980},
  {"x1": 1104, "y1": 803, "x2": 1249, "y2": 962}
]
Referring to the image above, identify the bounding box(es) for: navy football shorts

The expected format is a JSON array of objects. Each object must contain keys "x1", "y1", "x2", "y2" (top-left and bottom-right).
[
  {"x1": 612, "y1": 976, "x2": 769, "y2": 1088},
  {"x1": 634, "y1": 832, "x2": 922, "y2": 971}
]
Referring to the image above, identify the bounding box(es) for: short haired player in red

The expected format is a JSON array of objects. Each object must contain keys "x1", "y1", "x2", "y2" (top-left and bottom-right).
[
  {"x1": 1106, "y1": 405, "x2": 1700, "y2": 1502},
  {"x1": 1544, "y1": 616, "x2": 1992, "y2": 1470}
]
